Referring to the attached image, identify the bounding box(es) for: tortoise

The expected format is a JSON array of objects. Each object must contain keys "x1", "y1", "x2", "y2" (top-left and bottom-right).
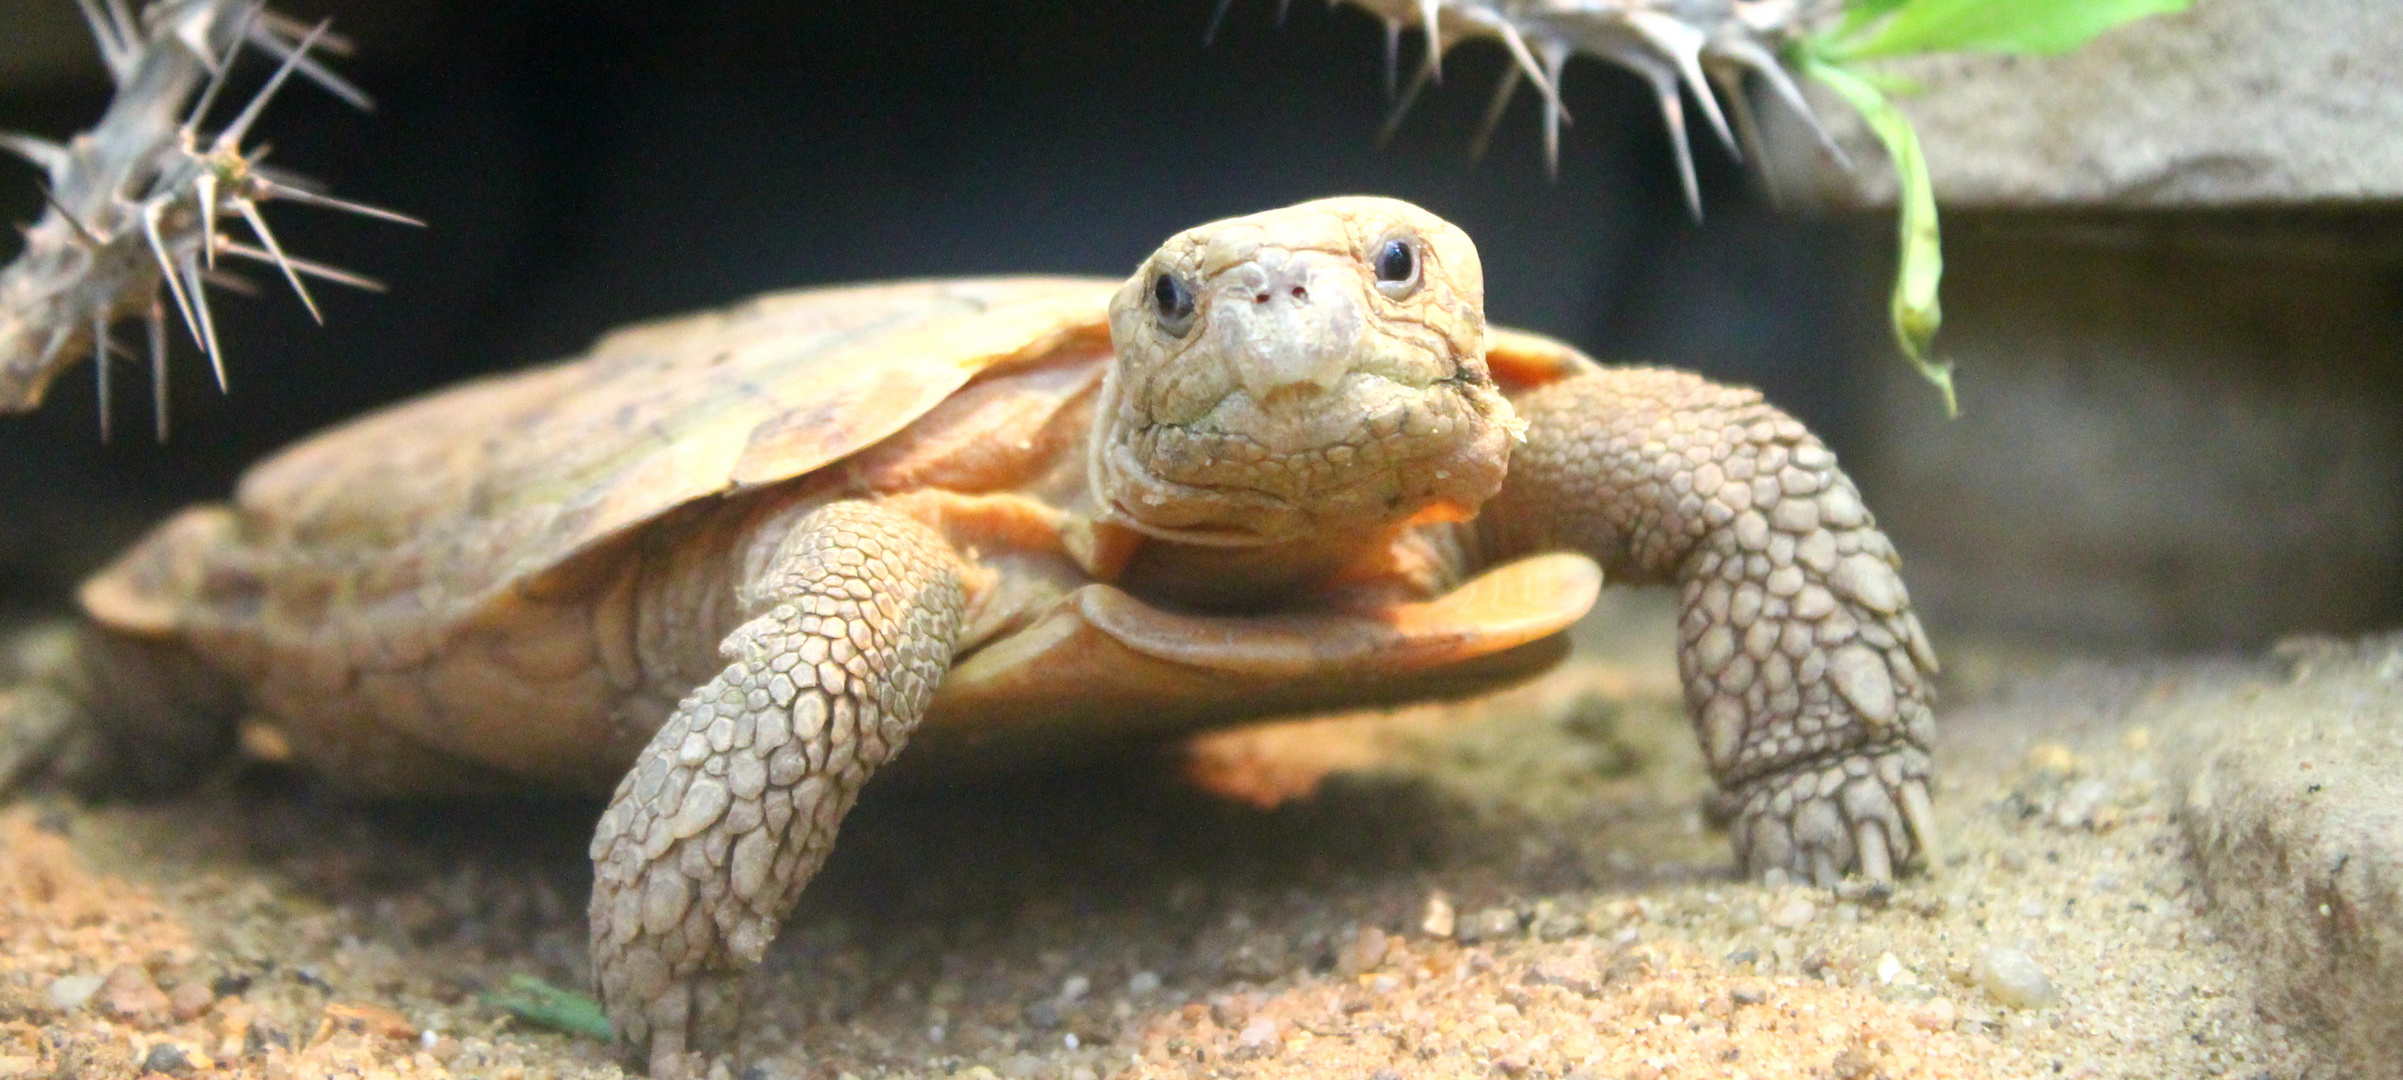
[{"x1": 3, "y1": 197, "x2": 1937, "y2": 1077}]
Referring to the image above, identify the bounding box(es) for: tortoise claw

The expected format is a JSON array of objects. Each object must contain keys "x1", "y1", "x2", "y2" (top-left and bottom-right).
[{"x1": 1733, "y1": 747, "x2": 1933, "y2": 885}]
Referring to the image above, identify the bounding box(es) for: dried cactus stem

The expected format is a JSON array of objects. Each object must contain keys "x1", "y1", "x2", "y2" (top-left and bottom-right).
[
  {"x1": 1300, "y1": 0, "x2": 1854, "y2": 217},
  {"x1": 0, "y1": 0, "x2": 412, "y2": 436}
]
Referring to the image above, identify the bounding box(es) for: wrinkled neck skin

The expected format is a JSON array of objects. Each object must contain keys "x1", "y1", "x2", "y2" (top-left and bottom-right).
[
  {"x1": 1111, "y1": 519, "x2": 1419, "y2": 613},
  {"x1": 1088, "y1": 198, "x2": 1519, "y2": 613}
]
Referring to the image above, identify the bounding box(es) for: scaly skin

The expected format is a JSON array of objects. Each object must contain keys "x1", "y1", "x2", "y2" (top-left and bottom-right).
[
  {"x1": 586, "y1": 501, "x2": 965, "y2": 1080},
  {"x1": 1481, "y1": 368, "x2": 1938, "y2": 885}
]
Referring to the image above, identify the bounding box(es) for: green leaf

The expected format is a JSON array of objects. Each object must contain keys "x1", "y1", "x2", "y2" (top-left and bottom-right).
[
  {"x1": 1801, "y1": 56, "x2": 1956, "y2": 417},
  {"x1": 1832, "y1": 0, "x2": 1914, "y2": 40},
  {"x1": 1829, "y1": 0, "x2": 2192, "y2": 61},
  {"x1": 480, "y1": 974, "x2": 615, "y2": 1041}
]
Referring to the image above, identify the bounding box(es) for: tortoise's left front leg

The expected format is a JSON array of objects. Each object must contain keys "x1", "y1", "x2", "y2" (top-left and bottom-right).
[{"x1": 1483, "y1": 367, "x2": 1939, "y2": 886}]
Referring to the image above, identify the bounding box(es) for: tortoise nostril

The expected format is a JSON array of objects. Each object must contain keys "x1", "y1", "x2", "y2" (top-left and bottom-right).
[
  {"x1": 1253, "y1": 292, "x2": 1270, "y2": 304},
  {"x1": 1289, "y1": 285, "x2": 1308, "y2": 302}
]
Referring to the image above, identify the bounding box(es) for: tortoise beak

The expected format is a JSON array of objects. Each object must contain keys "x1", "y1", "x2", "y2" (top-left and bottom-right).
[{"x1": 1202, "y1": 248, "x2": 1368, "y2": 405}]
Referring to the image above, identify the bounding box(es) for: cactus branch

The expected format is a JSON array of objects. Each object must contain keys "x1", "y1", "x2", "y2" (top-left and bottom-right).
[{"x1": 0, "y1": 0, "x2": 409, "y2": 434}]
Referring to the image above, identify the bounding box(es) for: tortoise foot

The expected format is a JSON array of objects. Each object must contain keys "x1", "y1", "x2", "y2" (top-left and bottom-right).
[
  {"x1": 586, "y1": 501, "x2": 966, "y2": 1074},
  {"x1": 1730, "y1": 744, "x2": 1936, "y2": 887}
]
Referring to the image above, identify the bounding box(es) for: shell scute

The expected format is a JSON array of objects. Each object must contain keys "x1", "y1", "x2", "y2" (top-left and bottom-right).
[{"x1": 88, "y1": 276, "x2": 1116, "y2": 638}]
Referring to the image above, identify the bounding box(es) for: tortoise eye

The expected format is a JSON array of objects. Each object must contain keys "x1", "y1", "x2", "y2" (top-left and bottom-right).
[
  {"x1": 1152, "y1": 271, "x2": 1196, "y2": 337},
  {"x1": 1373, "y1": 236, "x2": 1421, "y2": 299}
]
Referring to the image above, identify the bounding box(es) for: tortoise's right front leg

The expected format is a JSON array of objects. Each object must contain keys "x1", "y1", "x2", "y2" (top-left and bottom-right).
[{"x1": 587, "y1": 501, "x2": 966, "y2": 1080}]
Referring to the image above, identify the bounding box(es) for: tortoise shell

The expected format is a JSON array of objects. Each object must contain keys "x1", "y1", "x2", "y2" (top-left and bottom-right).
[{"x1": 81, "y1": 277, "x2": 1602, "y2": 793}]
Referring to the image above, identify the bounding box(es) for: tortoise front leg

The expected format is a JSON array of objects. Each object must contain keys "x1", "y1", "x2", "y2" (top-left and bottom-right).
[
  {"x1": 587, "y1": 501, "x2": 966, "y2": 1079},
  {"x1": 1483, "y1": 368, "x2": 1939, "y2": 886}
]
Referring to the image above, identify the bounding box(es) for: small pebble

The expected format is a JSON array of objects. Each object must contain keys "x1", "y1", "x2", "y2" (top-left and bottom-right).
[
  {"x1": 1235, "y1": 1016, "x2": 1279, "y2": 1049},
  {"x1": 1337, "y1": 925, "x2": 1389, "y2": 976},
  {"x1": 1526, "y1": 953, "x2": 1604, "y2": 997},
  {"x1": 1975, "y1": 944, "x2": 2060, "y2": 1009},
  {"x1": 1876, "y1": 952, "x2": 1906, "y2": 985},
  {"x1": 168, "y1": 981, "x2": 216, "y2": 1021},
  {"x1": 1768, "y1": 898, "x2": 1817, "y2": 928},
  {"x1": 2054, "y1": 778, "x2": 2114, "y2": 829},
  {"x1": 46, "y1": 974, "x2": 103, "y2": 1012},
  {"x1": 1909, "y1": 997, "x2": 1958, "y2": 1032},
  {"x1": 1833, "y1": 879, "x2": 1893, "y2": 907},
  {"x1": 1422, "y1": 892, "x2": 1456, "y2": 938},
  {"x1": 1126, "y1": 971, "x2": 1161, "y2": 996},
  {"x1": 1056, "y1": 974, "x2": 1089, "y2": 1003},
  {"x1": 98, "y1": 964, "x2": 170, "y2": 1025},
  {"x1": 1020, "y1": 998, "x2": 1063, "y2": 1029},
  {"x1": 140, "y1": 1044, "x2": 191, "y2": 1076},
  {"x1": 1459, "y1": 907, "x2": 1522, "y2": 944}
]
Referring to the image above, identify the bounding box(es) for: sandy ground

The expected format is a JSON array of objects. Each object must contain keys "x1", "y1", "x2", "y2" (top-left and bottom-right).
[{"x1": 0, "y1": 592, "x2": 2317, "y2": 1080}]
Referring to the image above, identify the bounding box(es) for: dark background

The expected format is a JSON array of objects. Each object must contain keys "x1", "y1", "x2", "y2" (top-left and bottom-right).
[{"x1": 0, "y1": 0, "x2": 1886, "y2": 614}]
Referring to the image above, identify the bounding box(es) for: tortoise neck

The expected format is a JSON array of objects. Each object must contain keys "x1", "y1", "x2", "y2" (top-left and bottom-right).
[{"x1": 1112, "y1": 524, "x2": 1411, "y2": 613}]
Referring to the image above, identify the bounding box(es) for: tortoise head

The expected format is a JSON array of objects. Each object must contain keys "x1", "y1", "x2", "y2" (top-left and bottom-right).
[{"x1": 1094, "y1": 197, "x2": 1520, "y2": 546}]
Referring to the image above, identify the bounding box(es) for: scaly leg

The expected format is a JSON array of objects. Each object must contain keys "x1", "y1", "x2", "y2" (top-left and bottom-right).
[
  {"x1": 586, "y1": 501, "x2": 966, "y2": 1079},
  {"x1": 1, "y1": 621, "x2": 241, "y2": 797},
  {"x1": 1483, "y1": 368, "x2": 1938, "y2": 885}
]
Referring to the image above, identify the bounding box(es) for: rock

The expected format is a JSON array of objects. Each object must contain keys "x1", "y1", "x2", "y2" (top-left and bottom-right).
[
  {"x1": 1019, "y1": 998, "x2": 1063, "y2": 1030},
  {"x1": 1335, "y1": 925, "x2": 1388, "y2": 977},
  {"x1": 1421, "y1": 892, "x2": 1455, "y2": 938},
  {"x1": 1458, "y1": 908, "x2": 1521, "y2": 944},
  {"x1": 1908, "y1": 997, "x2": 1958, "y2": 1032},
  {"x1": 1768, "y1": 898, "x2": 1817, "y2": 928},
  {"x1": 1530, "y1": 900, "x2": 1586, "y2": 940},
  {"x1": 1770, "y1": 0, "x2": 2403, "y2": 207},
  {"x1": 1525, "y1": 952, "x2": 1604, "y2": 997},
  {"x1": 97, "y1": 964, "x2": 170, "y2": 1026},
  {"x1": 2172, "y1": 634, "x2": 2403, "y2": 1079},
  {"x1": 167, "y1": 982, "x2": 216, "y2": 1021},
  {"x1": 1125, "y1": 971, "x2": 1160, "y2": 996},
  {"x1": 139, "y1": 1044, "x2": 190, "y2": 1076},
  {"x1": 45, "y1": 974, "x2": 102, "y2": 1012},
  {"x1": 321, "y1": 1002, "x2": 417, "y2": 1041},
  {"x1": 1973, "y1": 945, "x2": 2058, "y2": 1009}
]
